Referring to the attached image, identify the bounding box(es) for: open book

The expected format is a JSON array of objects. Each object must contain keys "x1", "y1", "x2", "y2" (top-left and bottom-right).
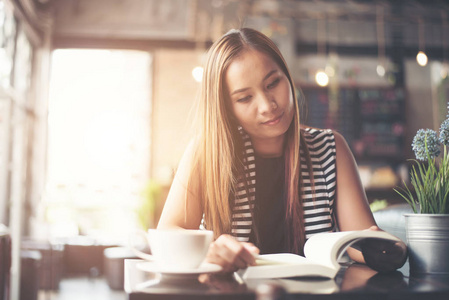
[{"x1": 237, "y1": 230, "x2": 402, "y2": 279}]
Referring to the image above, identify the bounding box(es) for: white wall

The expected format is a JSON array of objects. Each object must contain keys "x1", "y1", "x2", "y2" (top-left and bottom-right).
[{"x1": 404, "y1": 59, "x2": 435, "y2": 157}]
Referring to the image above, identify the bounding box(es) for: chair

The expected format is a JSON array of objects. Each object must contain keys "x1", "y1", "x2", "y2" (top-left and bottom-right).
[
  {"x1": 373, "y1": 203, "x2": 413, "y2": 242},
  {"x1": 0, "y1": 225, "x2": 11, "y2": 300}
]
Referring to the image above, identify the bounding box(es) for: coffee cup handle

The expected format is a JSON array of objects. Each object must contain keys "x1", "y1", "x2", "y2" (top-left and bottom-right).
[{"x1": 129, "y1": 230, "x2": 155, "y2": 261}]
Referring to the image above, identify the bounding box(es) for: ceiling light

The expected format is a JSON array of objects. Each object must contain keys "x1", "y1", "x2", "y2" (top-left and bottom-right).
[
  {"x1": 315, "y1": 70, "x2": 329, "y2": 87},
  {"x1": 192, "y1": 66, "x2": 203, "y2": 82},
  {"x1": 416, "y1": 51, "x2": 428, "y2": 67},
  {"x1": 376, "y1": 65, "x2": 386, "y2": 77}
]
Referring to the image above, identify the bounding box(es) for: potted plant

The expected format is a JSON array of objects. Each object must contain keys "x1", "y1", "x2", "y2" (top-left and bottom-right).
[{"x1": 395, "y1": 103, "x2": 449, "y2": 275}]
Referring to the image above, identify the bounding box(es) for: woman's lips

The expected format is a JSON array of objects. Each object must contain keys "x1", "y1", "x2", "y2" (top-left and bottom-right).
[{"x1": 262, "y1": 112, "x2": 283, "y2": 125}]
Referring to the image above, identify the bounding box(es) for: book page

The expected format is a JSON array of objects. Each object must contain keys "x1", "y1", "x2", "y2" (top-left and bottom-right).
[
  {"x1": 238, "y1": 254, "x2": 338, "y2": 279},
  {"x1": 303, "y1": 231, "x2": 401, "y2": 270}
]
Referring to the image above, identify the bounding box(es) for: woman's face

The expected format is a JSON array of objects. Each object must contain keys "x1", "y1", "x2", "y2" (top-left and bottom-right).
[{"x1": 225, "y1": 49, "x2": 295, "y2": 148}]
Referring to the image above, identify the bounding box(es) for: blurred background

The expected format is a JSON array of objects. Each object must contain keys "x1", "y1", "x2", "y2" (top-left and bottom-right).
[{"x1": 1, "y1": 0, "x2": 449, "y2": 299}]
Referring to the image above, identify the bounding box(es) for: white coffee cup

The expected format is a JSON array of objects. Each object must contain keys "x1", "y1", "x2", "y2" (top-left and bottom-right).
[{"x1": 130, "y1": 229, "x2": 214, "y2": 270}]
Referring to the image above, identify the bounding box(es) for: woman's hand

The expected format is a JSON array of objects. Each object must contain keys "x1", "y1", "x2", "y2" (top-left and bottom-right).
[{"x1": 205, "y1": 234, "x2": 260, "y2": 273}]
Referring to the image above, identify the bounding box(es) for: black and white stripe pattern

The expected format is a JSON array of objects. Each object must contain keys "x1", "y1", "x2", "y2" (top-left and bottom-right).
[
  {"x1": 231, "y1": 131, "x2": 256, "y2": 238},
  {"x1": 231, "y1": 128, "x2": 337, "y2": 242}
]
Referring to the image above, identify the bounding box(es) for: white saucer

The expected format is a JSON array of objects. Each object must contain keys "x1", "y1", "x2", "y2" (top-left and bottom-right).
[{"x1": 136, "y1": 261, "x2": 222, "y2": 275}]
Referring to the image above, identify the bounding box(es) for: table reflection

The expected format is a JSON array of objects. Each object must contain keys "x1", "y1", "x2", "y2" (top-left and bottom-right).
[{"x1": 125, "y1": 259, "x2": 449, "y2": 299}]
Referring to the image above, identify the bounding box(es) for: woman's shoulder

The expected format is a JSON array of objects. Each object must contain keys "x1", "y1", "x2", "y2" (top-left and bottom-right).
[
  {"x1": 302, "y1": 126, "x2": 335, "y2": 141},
  {"x1": 302, "y1": 127, "x2": 351, "y2": 156}
]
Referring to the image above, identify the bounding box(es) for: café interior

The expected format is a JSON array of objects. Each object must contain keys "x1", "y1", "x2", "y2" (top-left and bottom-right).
[{"x1": 1, "y1": 0, "x2": 449, "y2": 299}]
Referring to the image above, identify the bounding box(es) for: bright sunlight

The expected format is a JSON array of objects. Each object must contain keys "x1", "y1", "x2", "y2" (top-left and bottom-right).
[{"x1": 45, "y1": 49, "x2": 152, "y2": 243}]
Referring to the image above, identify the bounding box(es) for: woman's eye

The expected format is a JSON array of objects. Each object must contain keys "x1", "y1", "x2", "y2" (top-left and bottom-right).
[
  {"x1": 237, "y1": 95, "x2": 251, "y2": 103},
  {"x1": 267, "y1": 78, "x2": 280, "y2": 89}
]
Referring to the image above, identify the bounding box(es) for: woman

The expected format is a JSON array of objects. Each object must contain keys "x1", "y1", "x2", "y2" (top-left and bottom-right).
[{"x1": 158, "y1": 28, "x2": 406, "y2": 273}]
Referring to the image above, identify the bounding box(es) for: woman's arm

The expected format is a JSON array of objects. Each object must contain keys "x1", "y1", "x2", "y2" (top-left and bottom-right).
[
  {"x1": 157, "y1": 141, "x2": 203, "y2": 229},
  {"x1": 333, "y1": 131, "x2": 407, "y2": 270},
  {"x1": 333, "y1": 131, "x2": 377, "y2": 263},
  {"x1": 157, "y1": 141, "x2": 259, "y2": 272}
]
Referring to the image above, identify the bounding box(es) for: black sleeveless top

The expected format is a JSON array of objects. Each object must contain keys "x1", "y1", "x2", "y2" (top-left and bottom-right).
[{"x1": 248, "y1": 154, "x2": 288, "y2": 254}]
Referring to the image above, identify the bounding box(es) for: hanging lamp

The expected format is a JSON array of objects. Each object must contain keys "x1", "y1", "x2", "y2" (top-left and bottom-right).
[{"x1": 416, "y1": 18, "x2": 428, "y2": 67}]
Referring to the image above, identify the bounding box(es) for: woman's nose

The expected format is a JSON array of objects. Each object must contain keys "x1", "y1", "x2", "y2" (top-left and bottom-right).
[{"x1": 258, "y1": 93, "x2": 278, "y2": 114}]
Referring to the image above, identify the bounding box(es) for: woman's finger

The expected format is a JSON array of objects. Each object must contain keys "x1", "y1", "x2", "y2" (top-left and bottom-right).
[
  {"x1": 242, "y1": 242, "x2": 259, "y2": 265},
  {"x1": 216, "y1": 235, "x2": 251, "y2": 268},
  {"x1": 206, "y1": 234, "x2": 260, "y2": 272}
]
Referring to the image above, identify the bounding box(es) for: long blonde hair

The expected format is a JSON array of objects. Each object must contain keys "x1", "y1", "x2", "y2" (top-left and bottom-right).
[{"x1": 190, "y1": 28, "x2": 310, "y2": 254}]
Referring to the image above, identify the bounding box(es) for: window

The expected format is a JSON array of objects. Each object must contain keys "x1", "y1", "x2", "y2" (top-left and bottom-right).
[{"x1": 45, "y1": 49, "x2": 152, "y2": 243}]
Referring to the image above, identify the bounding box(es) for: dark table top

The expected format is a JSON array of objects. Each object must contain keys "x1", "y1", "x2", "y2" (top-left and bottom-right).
[{"x1": 124, "y1": 259, "x2": 449, "y2": 300}]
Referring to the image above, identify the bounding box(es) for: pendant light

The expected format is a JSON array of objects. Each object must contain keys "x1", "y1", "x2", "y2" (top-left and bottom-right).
[
  {"x1": 192, "y1": 4, "x2": 208, "y2": 83},
  {"x1": 441, "y1": 11, "x2": 448, "y2": 79},
  {"x1": 416, "y1": 18, "x2": 428, "y2": 67},
  {"x1": 376, "y1": 5, "x2": 386, "y2": 77},
  {"x1": 315, "y1": 15, "x2": 329, "y2": 87}
]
